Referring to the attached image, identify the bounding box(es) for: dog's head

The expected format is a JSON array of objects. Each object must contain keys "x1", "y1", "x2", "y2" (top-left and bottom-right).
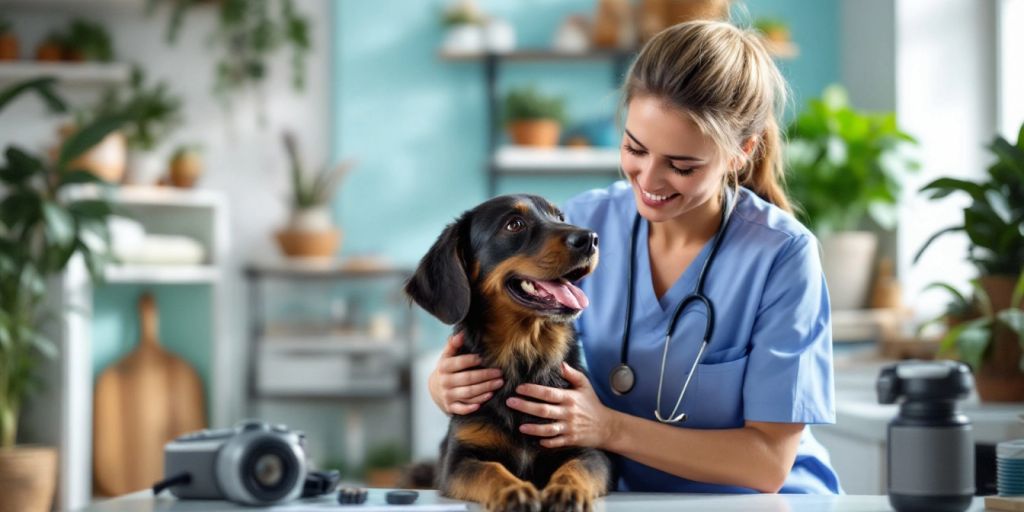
[{"x1": 406, "y1": 194, "x2": 599, "y2": 326}]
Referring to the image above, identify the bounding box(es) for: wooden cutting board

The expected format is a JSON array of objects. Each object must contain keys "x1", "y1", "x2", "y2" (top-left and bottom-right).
[{"x1": 93, "y1": 293, "x2": 207, "y2": 496}]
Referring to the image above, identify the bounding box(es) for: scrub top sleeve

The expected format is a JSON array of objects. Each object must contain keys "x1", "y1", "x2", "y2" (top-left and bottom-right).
[{"x1": 743, "y1": 234, "x2": 836, "y2": 424}]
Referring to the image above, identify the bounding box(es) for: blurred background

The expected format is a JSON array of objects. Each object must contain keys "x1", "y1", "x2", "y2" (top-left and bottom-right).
[{"x1": 0, "y1": 0, "x2": 1022, "y2": 510}]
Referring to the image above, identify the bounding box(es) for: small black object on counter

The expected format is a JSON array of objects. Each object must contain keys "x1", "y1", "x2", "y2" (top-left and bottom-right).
[
  {"x1": 386, "y1": 490, "x2": 419, "y2": 505},
  {"x1": 337, "y1": 487, "x2": 368, "y2": 505}
]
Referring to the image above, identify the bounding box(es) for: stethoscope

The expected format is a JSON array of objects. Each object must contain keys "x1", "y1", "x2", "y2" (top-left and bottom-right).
[{"x1": 609, "y1": 189, "x2": 737, "y2": 424}]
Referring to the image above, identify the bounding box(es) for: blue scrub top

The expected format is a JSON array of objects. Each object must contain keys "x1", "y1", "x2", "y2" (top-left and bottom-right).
[{"x1": 562, "y1": 181, "x2": 841, "y2": 494}]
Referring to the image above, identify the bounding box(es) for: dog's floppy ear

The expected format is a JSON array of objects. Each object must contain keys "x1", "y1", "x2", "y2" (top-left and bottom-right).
[{"x1": 405, "y1": 217, "x2": 471, "y2": 325}]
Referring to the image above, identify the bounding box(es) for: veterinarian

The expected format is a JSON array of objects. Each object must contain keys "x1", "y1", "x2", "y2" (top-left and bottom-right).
[{"x1": 428, "y1": 20, "x2": 840, "y2": 494}]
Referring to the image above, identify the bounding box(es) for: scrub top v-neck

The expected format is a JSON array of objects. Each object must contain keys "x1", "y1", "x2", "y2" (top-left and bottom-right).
[{"x1": 562, "y1": 181, "x2": 841, "y2": 494}]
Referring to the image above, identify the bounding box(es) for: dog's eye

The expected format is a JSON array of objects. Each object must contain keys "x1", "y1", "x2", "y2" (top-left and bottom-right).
[{"x1": 505, "y1": 217, "x2": 526, "y2": 233}]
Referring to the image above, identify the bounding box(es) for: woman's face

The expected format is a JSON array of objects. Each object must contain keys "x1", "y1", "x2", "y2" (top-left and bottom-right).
[{"x1": 620, "y1": 95, "x2": 732, "y2": 224}]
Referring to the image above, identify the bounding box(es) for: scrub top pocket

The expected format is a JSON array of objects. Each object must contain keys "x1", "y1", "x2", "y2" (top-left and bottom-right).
[{"x1": 692, "y1": 355, "x2": 749, "y2": 429}]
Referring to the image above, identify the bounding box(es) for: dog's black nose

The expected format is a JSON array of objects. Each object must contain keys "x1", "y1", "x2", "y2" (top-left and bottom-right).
[{"x1": 567, "y1": 230, "x2": 598, "y2": 253}]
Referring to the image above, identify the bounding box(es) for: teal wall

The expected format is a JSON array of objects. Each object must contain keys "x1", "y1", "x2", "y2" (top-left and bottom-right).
[{"x1": 331, "y1": 0, "x2": 840, "y2": 267}]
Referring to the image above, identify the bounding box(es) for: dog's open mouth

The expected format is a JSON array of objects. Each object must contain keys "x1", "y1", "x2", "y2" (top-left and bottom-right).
[{"x1": 505, "y1": 264, "x2": 592, "y2": 314}]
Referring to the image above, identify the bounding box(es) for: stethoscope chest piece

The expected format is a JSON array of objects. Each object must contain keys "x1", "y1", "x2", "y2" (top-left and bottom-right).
[{"x1": 610, "y1": 364, "x2": 636, "y2": 395}]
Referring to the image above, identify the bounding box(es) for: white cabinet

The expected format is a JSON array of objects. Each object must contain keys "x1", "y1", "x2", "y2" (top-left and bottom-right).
[{"x1": 20, "y1": 186, "x2": 230, "y2": 511}]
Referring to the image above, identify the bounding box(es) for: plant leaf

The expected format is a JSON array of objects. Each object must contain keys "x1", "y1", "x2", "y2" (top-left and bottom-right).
[
  {"x1": 919, "y1": 177, "x2": 985, "y2": 200},
  {"x1": 913, "y1": 225, "x2": 964, "y2": 264},
  {"x1": 1013, "y1": 270, "x2": 1024, "y2": 310},
  {"x1": 57, "y1": 115, "x2": 126, "y2": 170},
  {"x1": 42, "y1": 202, "x2": 75, "y2": 249},
  {"x1": 2, "y1": 147, "x2": 44, "y2": 186},
  {"x1": 958, "y1": 322, "x2": 991, "y2": 371},
  {"x1": 58, "y1": 169, "x2": 110, "y2": 189},
  {"x1": 0, "y1": 77, "x2": 67, "y2": 116}
]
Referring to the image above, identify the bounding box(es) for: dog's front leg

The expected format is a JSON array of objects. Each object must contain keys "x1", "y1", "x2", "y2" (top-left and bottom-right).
[
  {"x1": 541, "y1": 450, "x2": 611, "y2": 512},
  {"x1": 445, "y1": 459, "x2": 541, "y2": 512}
]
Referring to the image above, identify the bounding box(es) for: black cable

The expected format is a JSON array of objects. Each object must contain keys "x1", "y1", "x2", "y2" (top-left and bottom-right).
[{"x1": 152, "y1": 472, "x2": 191, "y2": 495}]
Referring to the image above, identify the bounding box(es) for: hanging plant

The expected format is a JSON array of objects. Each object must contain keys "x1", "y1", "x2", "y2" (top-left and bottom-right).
[{"x1": 150, "y1": 0, "x2": 311, "y2": 103}]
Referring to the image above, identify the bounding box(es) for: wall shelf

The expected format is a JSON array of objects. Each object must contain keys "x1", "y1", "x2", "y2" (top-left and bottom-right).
[
  {"x1": 494, "y1": 146, "x2": 621, "y2": 174},
  {"x1": 104, "y1": 264, "x2": 221, "y2": 284},
  {"x1": 0, "y1": 62, "x2": 131, "y2": 87}
]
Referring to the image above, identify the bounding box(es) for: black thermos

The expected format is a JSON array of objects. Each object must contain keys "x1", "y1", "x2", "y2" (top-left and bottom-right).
[{"x1": 877, "y1": 360, "x2": 975, "y2": 512}]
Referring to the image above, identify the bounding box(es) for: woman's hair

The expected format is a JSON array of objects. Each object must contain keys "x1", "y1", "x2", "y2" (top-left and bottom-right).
[{"x1": 622, "y1": 20, "x2": 792, "y2": 213}]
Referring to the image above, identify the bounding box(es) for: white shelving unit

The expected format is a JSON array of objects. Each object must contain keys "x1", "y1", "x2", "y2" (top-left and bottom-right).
[
  {"x1": 0, "y1": 62, "x2": 131, "y2": 87},
  {"x1": 24, "y1": 186, "x2": 231, "y2": 511}
]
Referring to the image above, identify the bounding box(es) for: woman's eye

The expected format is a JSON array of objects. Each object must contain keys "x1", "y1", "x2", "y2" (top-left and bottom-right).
[
  {"x1": 671, "y1": 166, "x2": 698, "y2": 176},
  {"x1": 505, "y1": 217, "x2": 526, "y2": 232},
  {"x1": 623, "y1": 144, "x2": 646, "y2": 156}
]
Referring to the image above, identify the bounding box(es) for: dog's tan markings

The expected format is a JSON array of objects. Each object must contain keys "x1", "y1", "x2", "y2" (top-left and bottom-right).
[
  {"x1": 470, "y1": 261, "x2": 480, "y2": 281},
  {"x1": 513, "y1": 202, "x2": 530, "y2": 214},
  {"x1": 478, "y1": 254, "x2": 576, "y2": 371},
  {"x1": 541, "y1": 459, "x2": 607, "y2": 512},
  {"x1": 445, "y1": 461, "x2": 540, "y2": 511},
  {"x1": 453, "y1": 422, "x2": 508, "y2": 449}
]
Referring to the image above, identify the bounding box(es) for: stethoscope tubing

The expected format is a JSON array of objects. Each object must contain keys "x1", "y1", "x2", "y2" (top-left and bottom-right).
[{"x1": 613, "y1": 189, "x2": 736, "y2": 423}]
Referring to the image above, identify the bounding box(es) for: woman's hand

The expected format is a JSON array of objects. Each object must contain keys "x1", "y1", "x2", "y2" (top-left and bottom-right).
[
  {"x1": 428, "y1": 332, "x2": 504, "y2": 415},
  {"x1": 506, "y1": 362, "x2": 617, "y2": 449}
]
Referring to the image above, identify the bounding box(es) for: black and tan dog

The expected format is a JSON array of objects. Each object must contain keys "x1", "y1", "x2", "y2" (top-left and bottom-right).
[{"x1": 405, "y1": 194, "x2": 611, "y2": 512}]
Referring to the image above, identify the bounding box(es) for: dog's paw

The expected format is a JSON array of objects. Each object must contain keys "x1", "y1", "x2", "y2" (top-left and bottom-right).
[
  {"x1": 541, "y1": 482, "x2": 594, "y2": 512},
  {"x1": 486, "y1": 482, "x2": 541, "y2": 512}
]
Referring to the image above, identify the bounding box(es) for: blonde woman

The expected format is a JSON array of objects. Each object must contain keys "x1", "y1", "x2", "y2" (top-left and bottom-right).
[{"x1": 429, "y1": 20, "x2": 840, "y2": 494}]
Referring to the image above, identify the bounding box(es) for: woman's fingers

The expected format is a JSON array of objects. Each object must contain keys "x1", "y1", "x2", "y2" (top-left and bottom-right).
[
  {"x1": 448, "y1": 368, "x2": 502, "y2": 387},
  {"x1": 515, "y1": 383, "x2": 565, "y2": 404},
  {"x1": 441, "y1": 331, "x2": 464, "y2": 357},
  {"x1": 438, "y1": 353, "x2": 481, "y2": 374},
  {"x1": 519, "y1": 421, "x2": 564, "y2": 438},
  {"x1": 505, "y1": 397, "x2": 565, "y2": 419},
  {"x1": 461, "y1": 391, "x2": 494, "y2": 405},
  {"x1": 447, "y1": 402, "x2": 480, "y2": 415},
  {"x1": 447, "y1": 377, "x2": 504, "y2": 401}
]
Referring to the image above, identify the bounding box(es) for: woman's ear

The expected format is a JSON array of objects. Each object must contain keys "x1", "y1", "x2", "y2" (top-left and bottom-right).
[{"x1": 404, "y1": 216, "x2": 471, "y2": 325}]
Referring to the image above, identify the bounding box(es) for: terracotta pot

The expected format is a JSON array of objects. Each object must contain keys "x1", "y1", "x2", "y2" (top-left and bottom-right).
[
  {"x1": 57, "y1": 124, "x2": 127, "y2": 183},
  {"x1": 35, "y1": 42, "x2": 62, "y2": 62},
  {"x1": 0, "y1": 33, "x2": 19, "y2": 61},
  {"x1": 275, "y1": 229, "x2": 341, "y2": 259},
  {"x1": 169, "y1": 151, "x2": 203, "y2": 188},
  {"x1": 668, "y1": 0, "x2": 731, "y2": 23},
  {"x1": 975, "y1": 275, "x2": 1024, "y2": 402},
  {"x1": 506, "y1": 119, "x2": 561, "y2": 148},
  {"x1": 0, "y1": 446, "x2": 58, "y2": 512},
  {"x1": 366, "y1": 468, "x2": 402, "y2": 488}
]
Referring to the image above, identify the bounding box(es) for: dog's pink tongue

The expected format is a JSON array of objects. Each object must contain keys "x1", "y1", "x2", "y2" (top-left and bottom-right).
[{"x1": 535, "y1": 279, "x2": 589, "y2": 310}]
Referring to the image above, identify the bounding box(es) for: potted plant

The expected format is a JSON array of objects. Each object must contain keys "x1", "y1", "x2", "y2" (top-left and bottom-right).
[
  {"x1": 504, "y1": 86, "x2": 567, "y2": 148},
  {"x1": 914, "y1": 121, "x2": 1024, "y2": 401},
  {"x1": 168, "y1": 144, "x2": 203, "y2": 188},
  {"x1": 35, "y1": 32, "x2": 64, "y2": 62},
  {"x1": 1, "y1": 77, "x2": 124, "y2": 512},
  {"x1": 159, "y1": 0, "x2": 311, "y2": 106},
  {"x1": 0, "y1": 18, "x2": 19, "y2": 61},
  {"x1": 785, "y1": 84, "x2": 919, "y2": 310},
  {"x1": 62, "y1": 18, "x2": 114, "y2": 62},
  {"x1": 362, "y1": 443, "x2": 409, "y2": 488},
  {"x1": 440, "y1": 0, "x2": 485, "y2": 54},
  {"x1": 275, "y1": 131, "x2": 353, "y2": 259},
  {"x1": 93, "y1": 66, "x2": 182, "y2": 185}
]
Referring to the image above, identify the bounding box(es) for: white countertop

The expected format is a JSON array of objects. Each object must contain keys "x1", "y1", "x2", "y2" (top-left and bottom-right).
[
  {"x1": 827, "y1": 357, "x2": 1024, "y2": 444},
  {"x1": 76, "y1": 489, "x2": 987, "y2": 512}
]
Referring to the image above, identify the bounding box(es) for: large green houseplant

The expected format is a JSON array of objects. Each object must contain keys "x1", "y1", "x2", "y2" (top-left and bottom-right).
[
  {"x1": 785, "y1": 84, "x2": 919, "y2": 310},
  {"x1": 1, "y1": 77, "x2": 124, "y2": 511},
  {"x1": 914, "y1": 121, "x2": 1024, "y2": 401}
]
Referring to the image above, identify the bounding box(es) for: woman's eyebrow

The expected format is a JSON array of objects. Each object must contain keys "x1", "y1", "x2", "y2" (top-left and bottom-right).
[{"x1": 624, "y1": 128, "x2": 704, "y2": 162}]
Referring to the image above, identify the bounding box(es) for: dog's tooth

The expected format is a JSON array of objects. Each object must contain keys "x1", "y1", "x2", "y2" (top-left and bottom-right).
[{"x1": 521, "y1": 280, "x2": 536, "y2": 295}]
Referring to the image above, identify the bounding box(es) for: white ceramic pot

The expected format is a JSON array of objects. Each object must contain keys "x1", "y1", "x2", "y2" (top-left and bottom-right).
[
  {"x1": 442, "y1": 24, "x2": 484, "y2": 54},
  {"x1": 820, "y1": 231, "x2": 878, "y2": 311},
  {"x1": 126, "y1": 150, "x2": 166, "y2": 186},
  {"x1": 288, "y1": 206, "x2": 334, "y2": 233},
  {"x1": 484, "y1": 18, "x2": 515, "y2": 53}
]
